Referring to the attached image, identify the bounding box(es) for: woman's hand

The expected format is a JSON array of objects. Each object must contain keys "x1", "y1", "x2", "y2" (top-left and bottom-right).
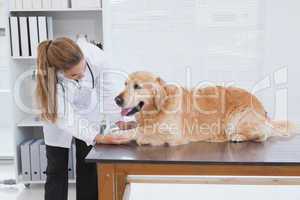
[
  {"x1": 115, "y1": 121, "x2": 137, "y2": 130},
  {"x1": 95, "y1": 121, "x2": 137, "y2": 144},
  {"x1": 95, "y1": 134, "x2": 132, "y2": 145}
]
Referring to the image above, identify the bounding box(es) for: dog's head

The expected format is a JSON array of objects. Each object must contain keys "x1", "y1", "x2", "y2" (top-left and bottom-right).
[{"x1": 115, "y1": 71, "x2": 166, "y2": 116}]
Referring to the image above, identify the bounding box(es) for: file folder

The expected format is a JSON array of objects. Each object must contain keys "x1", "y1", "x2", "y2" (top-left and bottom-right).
[
  {"x1": 30, "y1": 139, "x2": 44, "y2": 181},
  {"x1": 15, "y1": 0, "x2": 23, "y2": 9},
  {"x1": 39, "y1": 141, "x2": 47, "y2": 181},
  {"x1": 68, "y1": 147, "x2": 74, "y2": 179},
  {"x1": 28, "y1": 16, "x2": 39, "y2": 57},
  {"x1": 38, "y1": 16, "x2": 47, "y2": 43},
  {"x1": 9, "y1": 17, "x2": 21, "y2": 57},
  {"x1": 20, "y1": 139, "x2": 35, "y2": 182},
  {"x1": 19, "y1": 17, "x2": 30, "y2": 57},
  {"x1": 52, "y1": 0, "x2": 68, "y2": 9},
  {"x1": 46, "y1": 16, "x2": 53, "y2": 40},
  {"x1": 42, "y1": 0, "x2": 51, "y2": 9},
  {"x1": 32, "y1": 0, "x2": 42, "y2": 9},
  {"x1": 22, "y1": 0, "x2": 33, "y2": 9}
]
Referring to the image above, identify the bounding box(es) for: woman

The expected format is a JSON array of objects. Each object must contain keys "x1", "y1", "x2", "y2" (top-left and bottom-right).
[{"x1": 36, "y1": 37, "x2": 134, "y2": 200}]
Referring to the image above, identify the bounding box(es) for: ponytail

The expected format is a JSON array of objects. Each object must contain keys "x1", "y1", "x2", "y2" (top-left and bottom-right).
[
  {"x1": 35, "y1": 37, "x2": 84, "y2": 123},
  {"x1": 36, "y1": 40, "x2": 58, "y2": 123}
]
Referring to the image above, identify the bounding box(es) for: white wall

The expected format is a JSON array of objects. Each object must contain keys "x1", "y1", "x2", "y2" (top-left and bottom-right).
[
  {"x1": 105, "y1": 0, "x2": 264, "y2": 86},
  {"x1": 261, "y1": 0, "x2": 300, "y2": 122},
  {"x1": 104, "y1": 0, "x2": 300, "y2": 122}
]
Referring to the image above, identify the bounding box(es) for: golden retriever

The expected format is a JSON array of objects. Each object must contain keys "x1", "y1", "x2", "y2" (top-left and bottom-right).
[{"x1": 113, "y1": 71, "x2": 296, "y2": 146}]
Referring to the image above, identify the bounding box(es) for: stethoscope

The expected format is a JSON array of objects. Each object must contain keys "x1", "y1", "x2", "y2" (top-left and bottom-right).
[
  {"x1": 57, "y1": 61, "x2": 95, "y2": 114},
  {"x1": 75, "y1": 61, "x2": 95, "y2": 89}
]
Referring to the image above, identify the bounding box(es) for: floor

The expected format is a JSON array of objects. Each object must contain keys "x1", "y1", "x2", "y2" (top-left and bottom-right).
[
  {"x1": 0, "y1": 161, "x2": 75, "y2": 200},
  {"x1": 0, "y1": 162, "x2": 300, "y2": 200}
]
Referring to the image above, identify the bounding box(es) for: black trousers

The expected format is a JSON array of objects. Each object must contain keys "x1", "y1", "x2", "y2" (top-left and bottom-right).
[{"x1": 45, "y1": 139, "x2": 98, "y2": 200}]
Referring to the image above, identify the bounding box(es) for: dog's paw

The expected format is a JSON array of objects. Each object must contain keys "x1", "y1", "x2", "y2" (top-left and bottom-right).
[
  {"x1": 167, "y1": 139, "x2": 189, "y2": 146},
  {"x1": 136, "y1": 137, "x2": 165, "y2": 146},
  {"x1": 230, "y1": 134, "x2": 246, "y2": 143}
]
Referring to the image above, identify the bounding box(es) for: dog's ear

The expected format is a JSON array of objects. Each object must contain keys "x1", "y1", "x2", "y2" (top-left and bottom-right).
[{"x1": 154, "y1": 77, "x2": 167, "y2": 111}]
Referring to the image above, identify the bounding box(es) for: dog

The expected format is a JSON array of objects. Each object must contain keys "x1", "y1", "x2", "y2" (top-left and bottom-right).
[{"x1": 113, "y1": 71, "x2": 296, "y2": 146}]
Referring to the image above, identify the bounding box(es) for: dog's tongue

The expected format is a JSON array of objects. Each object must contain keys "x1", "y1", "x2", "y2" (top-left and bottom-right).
[{"x1": 121, "y1": 108, "x2": 133, "y2": 116}]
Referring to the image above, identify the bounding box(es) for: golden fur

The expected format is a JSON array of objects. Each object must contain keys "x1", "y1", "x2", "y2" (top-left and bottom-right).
[{"x1": 114, "y1": 71, "x2": 295, "y2": 146}]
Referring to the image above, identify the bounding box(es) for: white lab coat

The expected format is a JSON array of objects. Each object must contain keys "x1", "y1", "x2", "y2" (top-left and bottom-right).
[{"x1": 43, "y1": 39, "x2": 111, "y2": 148}]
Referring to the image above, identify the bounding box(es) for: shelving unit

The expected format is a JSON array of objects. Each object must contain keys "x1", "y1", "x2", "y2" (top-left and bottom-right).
[
  {"x1": 17, "y1": 116, "x2": 42, "y2": 127},
  {"x1": 9, "y1": 8, "x2": 102, "y2": 12},
  {"x1": 8, "y1": 0, "x2": 104, "y2": 185}
]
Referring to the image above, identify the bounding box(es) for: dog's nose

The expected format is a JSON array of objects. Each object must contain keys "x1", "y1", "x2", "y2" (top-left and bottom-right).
[{"x1": 115, "y1": 96, "x2": 124, "y2": 106}]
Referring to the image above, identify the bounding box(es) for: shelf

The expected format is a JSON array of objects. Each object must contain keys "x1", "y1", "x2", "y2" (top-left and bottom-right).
[
  {"x1": 17, "y1": 116, "x2": 43, "y2": 127},
  {"x1": 0, "y1": 89, "x2": 11, "y2": 93},
  {"x1": 9, "y1": 8, "x2": 102, "y2": 12},
  {"x1": 12, "y1": 56, "x2": 37, "y2": 60},
  {"x1": 21, "y1": 179, "x2": 76, "y2": 185}
]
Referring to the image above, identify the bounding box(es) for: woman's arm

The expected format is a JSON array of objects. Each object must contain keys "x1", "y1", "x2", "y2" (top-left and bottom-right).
[
  {"x1": 55, "y1": 85, "x2": 134, "y2": 145},
  {"x1": 95, "y1": 134, "x2": 133, "y2": 144}
]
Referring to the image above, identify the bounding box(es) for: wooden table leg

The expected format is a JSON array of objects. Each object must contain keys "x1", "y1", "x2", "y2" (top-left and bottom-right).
[
  {"x1": 115, "y1": 171, "x2": 127, "y2": 200},
  {"x1": 97, "y1": 163, "x2": 128, "y2": 200},
  {"x1": 98, "y1": 163, "x2": 115, "y2": 200}
]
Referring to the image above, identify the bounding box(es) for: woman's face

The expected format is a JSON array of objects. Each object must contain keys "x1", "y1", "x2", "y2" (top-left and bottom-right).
[{"x1": 64, "y1": 59, "x2": 86, "y2": 80}]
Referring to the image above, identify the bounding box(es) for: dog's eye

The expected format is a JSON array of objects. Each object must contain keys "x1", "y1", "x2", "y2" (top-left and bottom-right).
[{"x1": 134, "y1": 83, "x2": 141, "y2": 90}]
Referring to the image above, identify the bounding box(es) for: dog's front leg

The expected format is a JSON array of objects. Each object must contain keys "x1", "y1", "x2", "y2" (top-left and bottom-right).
[{"x1": 110, "y1": 128, "x2": 139, "y2": 141}]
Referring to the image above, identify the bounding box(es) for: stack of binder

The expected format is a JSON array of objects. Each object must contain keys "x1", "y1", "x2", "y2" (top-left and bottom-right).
[
  {"x1": 9, "y1": 16, "x2": 53, "y2": 57},
  {"x1": 20, "y1": 139, "x2": 76, "y2": 182},
  {"x1": 10, "y1": 0, "x2": 69, "y2": 10}
]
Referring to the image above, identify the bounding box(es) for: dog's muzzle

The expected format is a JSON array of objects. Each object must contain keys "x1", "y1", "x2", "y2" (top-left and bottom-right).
[{"x1": 121, "y1": 101, "x2": 145, "y2": 116}]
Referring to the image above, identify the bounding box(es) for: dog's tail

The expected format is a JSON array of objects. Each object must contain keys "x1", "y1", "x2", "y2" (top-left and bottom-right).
[{"x1": 268, "y1": 120, "x2": 300, "y2": 137}]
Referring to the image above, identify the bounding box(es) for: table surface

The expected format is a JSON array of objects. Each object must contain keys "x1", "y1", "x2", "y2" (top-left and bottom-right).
[{"x1": 86, "y1": 135, "x2": 300, "y2": 165}]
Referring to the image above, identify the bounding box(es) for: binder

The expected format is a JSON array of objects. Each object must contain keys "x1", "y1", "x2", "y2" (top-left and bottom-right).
[
  {"x1": 68, "y1": 147, "x2": 74, "y2": 179},
  {"x1": 46, "y1": 16, "x2": 53, "y2": 40},
  {"x1": 30, "y1": 139, "x2": 44, "y2": 181},
  {"x1": 15, "y1": 0, "x2": 23, "y2": 9},
  {"x1": 72, "y1": 0, "x2": 101, "y2": 8},
  {"x1": 61, "y1": 0, "x2": 69, "y2": 8},
  {"x1": 28, "y1": 16, "x2": 39, "y2": 57},
  {"x1": 19, "y1": 17, "x2": 30, "y2": 57},
  {"x1": 20, "y1": 139, "x2": 35, "y2": 182},
  {"x1": 22, "y1": 0, "x2": 33, "y2": 9},
  {"x1": 39, "y1": 142, "x2": 47, "y2": 181},
  {"x1": 38, "y1": 16, "x2": 47, "y2": 43},
  {"x1": 9, "y1": 17, "x2": 21, "y2": 57},
  {"x1": 51, "y1": 0, "x2": 60, "y2": 8},
  {"x1": 42, "y1": 0, "x2": 51, "y2": 9},
  {"x1": 72, "y1": 143, "x2": 76, "y2": 178},
  {"x1": 52, "y1": 0, "x2": 68, "y2": 9},
  {"x1": 32, "y1": 0, "x2": 42, "y2": 9}
]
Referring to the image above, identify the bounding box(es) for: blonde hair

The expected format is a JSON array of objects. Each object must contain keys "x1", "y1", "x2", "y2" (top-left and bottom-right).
[{"x1": 36, "y1": 37, "x2": 83, "y2": 123}]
